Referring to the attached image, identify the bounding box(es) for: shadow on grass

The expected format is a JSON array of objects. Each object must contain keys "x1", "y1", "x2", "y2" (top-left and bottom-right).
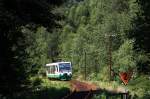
[
  {"x1": 92, "y1": 88, "x2": 150, "y2": 99},
  {"x1": 12, "y1": 87, "x2": 70, "y2": 99}
]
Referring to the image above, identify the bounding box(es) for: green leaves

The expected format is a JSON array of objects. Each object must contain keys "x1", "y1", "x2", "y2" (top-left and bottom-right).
[
  {"x1": 113, "y1": 39, "x2": 136, "y2": 72},
  {"x1": 21, "y1": 25, "x2": 49, "y2": 75},
  {"x1": 60, "y1": 0, "x2": 140, "y2": 79}
]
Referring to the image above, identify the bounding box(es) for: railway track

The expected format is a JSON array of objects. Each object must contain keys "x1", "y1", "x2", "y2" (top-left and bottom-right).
[
  {"x1": 70, "y1": 80, "x2": 98, "y2": 91},
  {"x1": 62, "y1": 90, "x2": 93, "y2": 99},
  {"x1": 48, "y1": 79, "x2": 128, "y2": 99},
  {"x1": 62, "y1": 80, "x2": 99, "y2": 99}
]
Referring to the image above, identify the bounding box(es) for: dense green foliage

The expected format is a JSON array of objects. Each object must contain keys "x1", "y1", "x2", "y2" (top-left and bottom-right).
[
  {"x1": 0, "y1": 0, "x2": 65, "y2": 97},
  {"x1": 0, "y1": 0, "x2": 150, "y2": 98},
  {"x1": 131, "y1": 0, "x2": 150, "y2": 74},
  {"x1": 60, "y1": 0, "x2": 141, "y2": 78},
  {"x1": 59, "y1": 0, "x2": 150, "y2": 98}
]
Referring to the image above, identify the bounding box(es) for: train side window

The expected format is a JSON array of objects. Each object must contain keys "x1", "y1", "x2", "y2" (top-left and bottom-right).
[
  {"x1": 47, "y1": 67, "x2": 50, "y2": 74},
  {"x1": 51, "y1": 66, "x2": 55, "y2": 74},
  {"x1": 50, "y1": 66, "x2": 52, "y2": 73},
  {"x1": 50, "y1": 66, "x2": 51, "y2": 73}
]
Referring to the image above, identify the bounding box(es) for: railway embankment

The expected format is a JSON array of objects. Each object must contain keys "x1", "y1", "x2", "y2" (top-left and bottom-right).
[{"x1": 62, "y1": 80, "x2": 128, "y2": 99}]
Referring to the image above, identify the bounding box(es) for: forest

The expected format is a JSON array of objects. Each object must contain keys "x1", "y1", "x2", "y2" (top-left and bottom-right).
[{"x1": 0, "y1": 0, "x2": 150, "y2": 99}]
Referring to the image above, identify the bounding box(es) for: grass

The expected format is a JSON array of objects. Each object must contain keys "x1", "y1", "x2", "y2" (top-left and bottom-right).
[
  {"x1": 88, "y1": 74, "x2": 150, "y2": 99},
  {"x1": 11, "y1": 77, "x2": 70, "y2": 99},
  {"x1": 41, "y1": 77, "x2": 70, "y2": 89},
  {"x1": 92, "y1": 80, "x2": 127, "y2": 93},
  {"x1": 126, "y1": 75, "x2": 150, "y2": 98},
  {"x1": 88, "y1": 80, "x2": 125, "y2": 99}
]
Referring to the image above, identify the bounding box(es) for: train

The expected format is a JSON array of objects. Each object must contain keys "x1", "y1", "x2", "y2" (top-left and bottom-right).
[{"x1": 45, "y1": 62, "x2": 72, "y2": 80}]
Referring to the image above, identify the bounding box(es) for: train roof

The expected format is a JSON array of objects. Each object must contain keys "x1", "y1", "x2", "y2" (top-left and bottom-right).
[{"x1": 46, "y1": 61, "x2": 71, "y2": 66}]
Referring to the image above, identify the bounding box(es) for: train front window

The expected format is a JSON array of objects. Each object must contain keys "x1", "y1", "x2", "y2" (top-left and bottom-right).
[{"x1": 59, "y1": 63, "x2": 71, "y2": 71}]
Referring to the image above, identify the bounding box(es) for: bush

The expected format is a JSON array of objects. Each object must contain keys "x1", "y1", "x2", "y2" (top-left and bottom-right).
[{"x1": 127, "y1": 75, "x2": 150, "y2": 98}]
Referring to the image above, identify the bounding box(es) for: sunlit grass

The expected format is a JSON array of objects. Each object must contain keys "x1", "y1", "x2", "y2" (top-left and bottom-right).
[
  {"x1": 126, "y1": 75, "x2": 150, "y2": 98},
  {"x1": 41, "y1": 77, "x2": 70, "y2": 89},
  {"x1": 91, "y1": 80, "x2": 126, "y2": 93},
  {"x1": 89, "y1": 75, "x2": 150, "y2": 99}
]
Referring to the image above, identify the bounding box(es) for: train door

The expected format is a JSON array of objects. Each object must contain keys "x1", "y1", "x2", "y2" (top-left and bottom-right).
[{"x1": 55, "y1": 65, "x2": 58, "y2": 74}]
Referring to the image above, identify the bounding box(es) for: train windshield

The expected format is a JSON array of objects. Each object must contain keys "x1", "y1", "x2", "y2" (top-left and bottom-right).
[{"x1": 59, "y1": 63, "x2": 71, "y2": 71}]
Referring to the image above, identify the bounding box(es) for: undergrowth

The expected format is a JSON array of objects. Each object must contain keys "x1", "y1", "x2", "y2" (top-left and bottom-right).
[{"x1": 9, "y1": 77, "x2": 70, "y2": 99}]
